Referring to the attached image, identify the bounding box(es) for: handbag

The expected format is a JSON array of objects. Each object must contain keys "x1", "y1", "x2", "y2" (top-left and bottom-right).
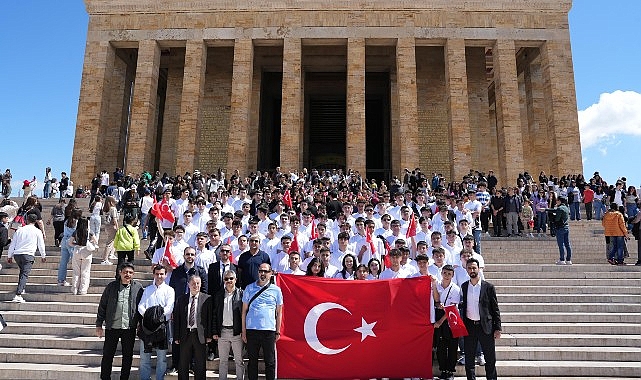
[{"x1": 10, "y1": 209, "x2": 27, "y2": 230}]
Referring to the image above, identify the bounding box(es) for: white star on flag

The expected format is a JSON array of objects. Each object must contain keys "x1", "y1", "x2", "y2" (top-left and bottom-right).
[{"x1": 353, "y1": 317, "x2": 377, "y2": 342}]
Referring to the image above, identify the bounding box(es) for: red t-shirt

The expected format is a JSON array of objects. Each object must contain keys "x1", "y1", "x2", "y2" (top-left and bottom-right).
[{"x1": 583, "y1": 188, "x2": 595, "y2": 203}]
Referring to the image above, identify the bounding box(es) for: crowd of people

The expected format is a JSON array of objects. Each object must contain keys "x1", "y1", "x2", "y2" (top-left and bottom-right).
[{"x1": 1, "y1": 165, "x2": 640, "y2": 380}]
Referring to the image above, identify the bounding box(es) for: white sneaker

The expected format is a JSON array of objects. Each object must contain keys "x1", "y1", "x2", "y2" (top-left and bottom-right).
[
  {"x1": 108, "y1": 255, "x2": 117, "y2": 260},
  {"x1": 11, "y1": 295, "x2": 25, "y2": 303},
  {"x1": 0, "y1": 263, "x2": 3, "y2": 271},
  {"x1": 476, "y1": 354, "x2": 486, "y2": 366},
  {"x1": 556, "y1": 260, "x2": 566, "y2": 265},
  {"x1": 101, "y1": 260, "x2": 113, "y2": 265},
  {"x1": 566, "y1": 260, "x2": 573, "y2": 265}
]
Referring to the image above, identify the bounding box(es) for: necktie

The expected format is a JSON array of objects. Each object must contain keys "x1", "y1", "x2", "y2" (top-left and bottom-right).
[
  {"x1": 221, "y1": 263, "x2": 228, "y2": 285},
  {"x1": 189, "y1": 295, "x2": 196, "y2": 327}
]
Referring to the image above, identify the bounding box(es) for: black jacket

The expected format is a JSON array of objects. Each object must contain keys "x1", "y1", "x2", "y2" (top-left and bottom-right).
[
  {"x1": 0, "y1": 224, "x2": 9, "y2": 255},
  {"x1": 139, "y1": 305, "x2": 168, "y2": 352},
  {"x1": 208, "y1": 261, "x2": 238, "y2": 296},
  {"x1": 459, "y1": 280, "x2": 502, "y2": 336},
  {"x1": 173, "y1": 292, "x2": 212, "y2": 344},
  {"x1": 213, "y1": 287, "x2": 244, "y2": 336},
  {"x1": 96, "y1": 280, "x2": 144, "y2": 329},
  {"x1": 169, "y1": 264, "x2": 208, "y2": 298}
]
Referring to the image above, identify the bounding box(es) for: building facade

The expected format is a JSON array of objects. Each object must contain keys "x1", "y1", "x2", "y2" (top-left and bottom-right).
[{"x1": 71, "y1": 0, "x2": 583, "y2": 187}]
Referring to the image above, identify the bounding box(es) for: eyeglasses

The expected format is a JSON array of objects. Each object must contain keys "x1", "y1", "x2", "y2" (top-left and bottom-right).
[
  {"x1": 258, "y1": 269, "x2": 271, "y2": 273},
  {"x1": 250, "y1": 239, "x2": 260, "y2": 242},
  {"x1": 224, "y1": 277, "x2": 235, "y2": 281},
  {"x1": 220, "y1": 249, "x2": 231, "y2": 253},
  {"x1": 184, "y1": 253, "x2": 196, "y2": 256}
]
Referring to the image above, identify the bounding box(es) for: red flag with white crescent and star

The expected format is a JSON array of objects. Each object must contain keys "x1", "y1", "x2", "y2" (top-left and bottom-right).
[
  {"x1": 162, "y1": 242, "x2": 179, "y2": 269},
  {"x1": 288, "y1": 233, "x2": 299, "y2": 254},
  {"x1": 283, "y1": 189, "x2": 293, "y2": 209},
  {"x1": 406, "y1": 212, "x2": 417, "y2": 238},
  {"x1": 276, "y1": 274, "x2": 433, "y2": 379},
  {"x1": 151, "y1": 198, "x2": 176, "y2": 224},
  {"x1": 444, "y1": 304, "x2": 468, "y2": 338}
]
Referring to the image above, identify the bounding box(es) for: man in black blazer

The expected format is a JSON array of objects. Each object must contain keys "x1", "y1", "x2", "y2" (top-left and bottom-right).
[
  {"x1": 168, "y1": 246, "x2": 208, "y2": 374},
  {"x1": 208, "y1": 244, "x2": 237, "y2": 296},
  {"x1": 207, "y1": 244, "x2": 237, "y2": 360},
  {"x1": 459, "y1": 258, "x2": 501, "y2": 380},
  {"x1": 173, "y1": 274, "x2": 212, "y2": 380}
]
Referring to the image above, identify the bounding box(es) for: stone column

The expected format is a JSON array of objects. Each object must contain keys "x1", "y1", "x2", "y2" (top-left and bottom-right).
[
  {"x1": 227, "y1": 38, "x2": 254, "y2": 175},
  {"x1": 176, "y1": 40, "x2": 207, "y2": 174},
  {"x1": 492, "y1": 39, "x2": 524, "y2": 186},
  {"x1": 524, "y1": 61, "x2": 550, "y2": 176},
  {"x1": 540, "y1": 39, "x2": 583, "y2": 175},
  {"x1": 280, "y1": 38, "x2": 303, "y2": 171},
  {"x1": 71, "y1": 41, "x2": 115, "y2": 187},
  {"x1": 395, "y1": 37, "x2": 419, "y2": 177},
  {"x1": 445, "y1": 39, "x2": 472, "y2": 181},
  {"x1": 126, "y1": 40, "x2": 161, "y2": 176},
  {"x1": 346, "y1": 38, "x2": 366, "y2": 175}
]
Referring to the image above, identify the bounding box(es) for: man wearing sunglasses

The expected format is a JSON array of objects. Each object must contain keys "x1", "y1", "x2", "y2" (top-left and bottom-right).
[
  {"x1": 213, "y1": 270, "x2": 245, "y2": 380},
  {"x1": 241, "y1": 263, "x2": 283, "y2": 380}
]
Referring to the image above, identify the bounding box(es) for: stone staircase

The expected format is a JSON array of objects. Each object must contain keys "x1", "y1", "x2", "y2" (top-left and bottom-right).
[{"x1": 0, "y1": 198, "x2": 639, "y2": 379}]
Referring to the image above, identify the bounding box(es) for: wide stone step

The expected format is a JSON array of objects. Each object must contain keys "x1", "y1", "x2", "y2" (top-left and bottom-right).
[
  {"x1": 497, "y1": 293, "x2": 639, "y2": 303},
  {"x1": 0, "y1": 334, "x2": 106, "y2": 350},
  {"x1": 500, "y1": 302, "x2": 641, "y2": 313},
  {"x1": 0, "y1": 282, "x2": 152, "y2": 294},
  {"x1": 0, "y1": 362, "x2": 236, "y2": 380},
  {"x1": 495, "y1": 346, "x2": 641, "y2": 362},
  {"x1": 502, "y1": 322, "x2": 641, "y2": 335},
  {"x1": 503, "y1": 333, "x2": 641, "y2": 347},
  {"x1": 487, "y1": 360, "x2": 641, "y2": 378},
  {"x1": 1, "y1": 300, "x2": 97, "y2": 313},
  {"x1": 0, "y1": 292, "x2": 102, "y2": 303},
  {"x1": 2, "y1": 310, "x2": 95, "y2": 324},
  {"x1": 501, "y1": 312, "x2": 641, "y2": 324},
  {"x1": 490, "y1": 278, "x2": 639, "y2": 287},
  {"x1": 484, "y1": 264, "x2": 641, "y2": 273},
  {"x1": 495, "y1": 285, "x2": 640, "y2": 295},
  {"x1": 487, "y1": 271, "x2": 640, "y2": 280},
  {"x1": 3, "y1": 322, "x2": 96, "y2": 337}
]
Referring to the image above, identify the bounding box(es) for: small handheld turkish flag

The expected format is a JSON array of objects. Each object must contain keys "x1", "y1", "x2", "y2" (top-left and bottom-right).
[
  {"x1": 283, "y1": 189, "x2": 293, "y2": 209},
  {"x1": 276, "y1": 275, "x2": 433, "y2": 379},
  {"x1": 163, "y1": 243, "x2": 178, "y2": 269},
  {"x1": 444, "y1": 304, "x2": 468, "y2": 338},
  {"x1": 151, "y1": 199, "x2": 176, "y2": 224},
  {"x1": 289, "y1": 233, "x2": 299, "y2": 254},
  {"x1": 406, "y1": 213, "x2": 417, "y2": 238}
]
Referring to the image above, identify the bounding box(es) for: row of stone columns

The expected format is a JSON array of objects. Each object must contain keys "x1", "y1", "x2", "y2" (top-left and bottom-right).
[{"x1": 72, "y1": 36, "x2": 581, "y2": 187}]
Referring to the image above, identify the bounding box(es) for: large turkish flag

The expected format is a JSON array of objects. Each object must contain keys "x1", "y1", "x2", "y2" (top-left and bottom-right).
[{"x1": 276, "y1": 275, "x2": 433, "y2": 379}]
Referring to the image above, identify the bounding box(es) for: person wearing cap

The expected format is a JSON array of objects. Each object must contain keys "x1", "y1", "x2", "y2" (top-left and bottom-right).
[{"x1": 549, "y1": 196, "x2": 572, "y2": 265}]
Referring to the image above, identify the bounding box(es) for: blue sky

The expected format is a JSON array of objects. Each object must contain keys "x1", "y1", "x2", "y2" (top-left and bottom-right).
[{"x1": 0, "y1": 1, "x2": 639, "y2": 197}]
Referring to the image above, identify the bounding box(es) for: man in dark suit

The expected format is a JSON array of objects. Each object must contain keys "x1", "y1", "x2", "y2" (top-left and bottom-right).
[
  {"x1": 168, "y1": 246, "x2": 208, "y2": 374},
  {"x1": 459, "y1": 258, "x2": 501, "y2": 380},
  {"x1": 206, "y1": 243, "x2": 237, "y2": 360},
  {"x1": 208, "y1": 244, "x2": 237, "y2": 296},
  {"x1": 173, "y1": 274, "x2": 212, "y2": 380}
]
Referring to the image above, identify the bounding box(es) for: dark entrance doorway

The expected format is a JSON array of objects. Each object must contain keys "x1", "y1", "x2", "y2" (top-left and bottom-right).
[
  {"x1": 257, "y1": 72, "x2": 282, "y2": 171},
  {"x1": 304, "y1": 72, "x2": 347, "y2": 170},
  {"x1": 366, "y1": 72, "x2": 391, "y2": 182}
]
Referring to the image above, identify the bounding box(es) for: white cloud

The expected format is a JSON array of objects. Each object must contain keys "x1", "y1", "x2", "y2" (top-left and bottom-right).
[{"x1": 578, "y1": 90, "x2": 641, "y2": 149}]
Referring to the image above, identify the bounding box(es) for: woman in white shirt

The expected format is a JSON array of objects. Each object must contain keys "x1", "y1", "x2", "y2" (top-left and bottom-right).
[
  {"x1": 89, "y1": 195, "x2": 103, "y2": 244},
  {"x1": 334, "y1": 253, "x2": 356, "y2": 280}
]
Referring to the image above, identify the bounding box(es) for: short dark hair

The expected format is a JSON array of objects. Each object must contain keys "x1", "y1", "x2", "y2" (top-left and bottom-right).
[{"x1": 466, "y1": 258, "x2": 480, "y2": 268}]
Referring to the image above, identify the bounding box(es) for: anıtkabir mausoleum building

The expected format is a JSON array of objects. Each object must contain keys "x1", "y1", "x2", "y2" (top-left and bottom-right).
[{"x1": 71, "y1": 0, "x2": 583, "y2": 186}]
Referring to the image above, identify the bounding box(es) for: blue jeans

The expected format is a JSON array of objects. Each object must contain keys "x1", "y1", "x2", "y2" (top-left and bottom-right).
[
  {"x1": 608, "y1": 236, "x2": 625, "y2": 263},
  {"x1": 626, "y1": 204, "x2": 638, "y2": 230},
  {"x1": 535, "y1": 211, "x2": 547, "y2": 233},
  {"x1": 570, "y1": 202, "x2": 581, "y2": 220},
  {"x1": 140, "y1": 212, "x2": 149, "y2": 239},
  {"x1": 57, "y1": 239, "x2": 73, "y2": 283},
  {"x1": 139, "y1": 345, "x2": 167, "y2": 380},
  {"x1": 555, "y1": 227, "x2": 572, "y2": 261},
  {"x1": 43, "y1": 181, "x2": 51, "y2": 198},
  {"x1": 594, "y1": 200, "x2": 605, "y2": 220}
]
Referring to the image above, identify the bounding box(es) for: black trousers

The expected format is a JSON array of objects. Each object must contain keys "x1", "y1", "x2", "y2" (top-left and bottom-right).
[
  {"x1": 436, "y1": 327, "x2": 458, "y2": 373},
  {"x1": 480, "y1": 209, "x2": 491, "y2": 233},
  {"x1": 101, "y1": 328, "x2": 136, "y2": 380},
  {"x1": 178, "y1": 330, "x2": 207, "y2": 380},
  {"x1": 463, "y1": 321, "x2": 497, "y2": 380},
  {"x1": 246, "y1": 329, "x2": 276, "y2": 380}
]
